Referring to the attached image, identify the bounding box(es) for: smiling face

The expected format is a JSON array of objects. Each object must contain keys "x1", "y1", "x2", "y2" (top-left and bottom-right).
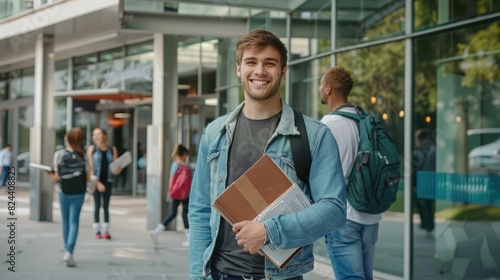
[
  {"x1": 237, "y1": 45, "x2": 286, "y2": 102},
  {"x1": 92, "y1": 128, "x2": 107, "y2": 146}
]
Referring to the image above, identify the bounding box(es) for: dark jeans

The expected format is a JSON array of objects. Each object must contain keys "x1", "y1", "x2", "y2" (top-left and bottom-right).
[
  {"x1": 211, "y1": 266, "x2": 303, "y2": 280},
  {"x1": 1, "y1": 165, "x2": 9, "y2": 187},
  {"x1": 93, "y1": 182, "x2": 112, "y2": 223},
  {"x1": 416, "y1": 198, "x2": 435, "y2": 232},
  {"x1": 161, "y1": 197, "x2": 189, "y2": 229}
]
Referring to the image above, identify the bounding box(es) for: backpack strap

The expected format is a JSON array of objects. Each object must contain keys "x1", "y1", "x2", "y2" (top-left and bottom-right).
[
  {"x1": 291, "y1": 109, "x2": 312, "y2": 188},
  {"x1": 331, "y1": 105, "x2": 364, "y2": 121}
]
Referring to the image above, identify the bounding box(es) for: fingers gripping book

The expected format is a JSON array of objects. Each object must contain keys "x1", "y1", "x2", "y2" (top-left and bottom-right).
[{"x1": 212, "y1": 154, "x2": 311, "y2": 269}]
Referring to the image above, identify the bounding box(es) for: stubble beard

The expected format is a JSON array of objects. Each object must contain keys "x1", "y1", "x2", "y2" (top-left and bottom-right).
[{"x1": 242, "y1": 75, "x2": 282, "y2": 102}]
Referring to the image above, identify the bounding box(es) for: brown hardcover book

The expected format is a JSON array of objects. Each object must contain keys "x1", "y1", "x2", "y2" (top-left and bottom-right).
[{"x1": 212, "y1": 154, "x2": 311, "y2": 269}]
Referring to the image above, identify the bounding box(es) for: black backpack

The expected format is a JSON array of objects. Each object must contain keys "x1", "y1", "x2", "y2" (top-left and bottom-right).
[
  {"x1": 57, "y1": 150, "x2": 87, "y2": 195},
  {"x1": 291, "y1": 109, "x2": 312, "y2": 188},
  {"x1": 332, "y1": 106, "x2": 401, "y2": 214}
]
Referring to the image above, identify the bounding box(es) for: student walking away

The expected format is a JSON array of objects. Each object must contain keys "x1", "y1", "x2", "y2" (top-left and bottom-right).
[
  {"x1": 47, "y1": 127, "x2": 88, "y2": 267},
  {"x1": 188, "y1": 29, "x2": 346, "y2": 280},
  {"x1": 413, "y1": 128, "x2": 436, "y2": 233},
  {"x1": 87, "y1": 128, "x2": 122, "y2": 240},
  {"x1": 320, "y1": 66, "x2": 400, "y2": 279},
  {"x1": 150, "y1": 144, "x2": 191, "y2": 246},
  {"x1": 0, "y1": 144, "x2": 12, "y2": 189}
]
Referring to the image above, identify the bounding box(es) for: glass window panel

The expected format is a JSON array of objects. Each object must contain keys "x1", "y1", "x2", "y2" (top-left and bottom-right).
[
  {"x1": 0, "y1": 73, "x2": 8, "y2": 100},
  {"x1": 336, "y1": 0, "x2": 405, "y2": 48},
  {"x1": 290, "y1": 0, "x2": 332, "y2": 60},
  {"x1": 126, "y1": 41, "x2": 153, "y2": 57},
  {"x1": 0, "y1": 0, "x2": 31, "y2": 20},
  {"x1": 73, "y1": 53, "x2": 97, "y2": 67},
  {"x1": 97, "y1": 59, "x2": 125, "y2": 89},
  {"x1": 9, "y1": 67, "x2": 34, "y2": 99},
  {"x1": 289, "y1": 56, "x2": 331, "y2": 117},
  {"x1": 53, "y1": 98, "x2": 67, "y2": 148},
  {"x1": 99, "y1": 47, "x2": 123, "y2": 62},
  {"x1": 337, "y1": 40, "x2": 405, "y2": 277},
  {"x1": 249, "y1": 10, "x2": 267, "y2": 30},
  {"x1": 201, "y1": 39, "x2": 218, "y2": 95},
  {"x1": 97, "y1": 48, "x2": 125, "y2": 89},
  {"x1": 178, "y1": 38, "x2": 201, "y2": 96},
  {"x1": 54, "y1": 60, "x2": 68, "y2": 92},
  {"x1": 124, "y1": 0, "x2": 251, "y2": 17},
  {"x1": 413, "y1": 20, "x2": 500, "y2": 279},
  {"x1": 17, "y1": 105, "x2": 33, "y2": 183},
  {"x1": 10, "y1": 69, "x2": 21, "y2": 99},
  {"x1": 415, "y1": 0, "x2": 500, "y2": 31},
  {"x1": 73, "y1": 54, "x2": 97, "y2": 90},
  {"x1": 123, "y1": 51, "x2": 153, "y2": 93}
]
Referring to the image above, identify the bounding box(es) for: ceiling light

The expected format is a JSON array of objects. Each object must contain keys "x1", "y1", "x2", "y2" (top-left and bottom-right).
[
  {"x1": 114, "y1": 113, "x2": 131, "y2": 119},
  {"x1": 205, "y1": 98, "x2": 218, "y2": 106},
  {"x1": 177, "y1": 84, "x2": 191, "y2": 90}
]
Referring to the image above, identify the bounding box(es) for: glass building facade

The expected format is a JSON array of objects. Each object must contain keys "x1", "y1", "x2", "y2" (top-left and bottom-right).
[
  {"x1": 0, "y1": 0, "x2": 499, "y2": 278},
  {"x1": 213, "y1": 1, "x2": 500, "y2": 279}
]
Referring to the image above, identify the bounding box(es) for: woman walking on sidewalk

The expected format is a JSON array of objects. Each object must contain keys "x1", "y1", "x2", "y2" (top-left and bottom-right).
[
  {"x1": 47, "y1": 127, "x2": 88, "y2": 267},
  {"x1": 150, "y1": 144, "x2": 191, "y2": 246},
  {"x1": 87, "y1": 127, "x2": 122, "y2": 240}
]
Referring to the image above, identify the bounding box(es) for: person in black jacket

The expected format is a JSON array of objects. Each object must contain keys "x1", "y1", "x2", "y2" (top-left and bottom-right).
[{"x1": 413, "y1": 128, "x2": 437, "y2": 232}]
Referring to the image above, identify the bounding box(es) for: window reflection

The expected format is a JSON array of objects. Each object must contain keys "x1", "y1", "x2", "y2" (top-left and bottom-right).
[
  {"x1": 413, "y1": 20, "x2": 500, "y2": 279},
  {"x1": 73, "y1": 54, "x2": 97, "y2": 90},
  {"x1": 178, "y1": 38, "x2": 219, "y2": 97},
  {"x1": 337, "y1": 41, "x2": 405, "y2": 277},
  {"x1": 336, "y1": 0, "x2": 405, "y2": 48},
  {"x1": 97, "y1": 48, "x2": 124, "y2": 89},
  {"x1": 54, "y1": 60, "x2": 68, "y2": 92},
  {"x1": 17, "y1": 106, "x2": 33, "y2": 183},
  {"x1": 124, "y1": 0, "x2": 250, "y2": 17},
  {"x1": 9, "y1": 68, "x2": 34, "y2": 99},
  {"x1": 289, "y1": 1, "x2": 331, "y2": 59},
  {"x1": 54, "y1": 98, "x2": 67, "y2": 147},
  {"x1": 415, "y1": 0, "x2": 500, "y2": 31},
  {"x1": 0, "y1": 73, "x2": 8, "y2": 100}
]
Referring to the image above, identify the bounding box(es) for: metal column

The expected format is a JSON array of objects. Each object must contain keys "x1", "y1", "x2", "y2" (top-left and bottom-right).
[
  {"x1": 29, "y1": 34, "x2": 55, "y2": 221},
  {"x1": 147, "y1": 34, "x2": 178, "y2": 230}
]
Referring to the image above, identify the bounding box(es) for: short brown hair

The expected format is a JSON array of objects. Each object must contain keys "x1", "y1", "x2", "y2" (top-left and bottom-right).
[
  {"x1": 235, "y1": 29, "x2": 288, "y2": 70},
  {"x1": 323, "y1": 66, "x2": 354, "y2": 97}
]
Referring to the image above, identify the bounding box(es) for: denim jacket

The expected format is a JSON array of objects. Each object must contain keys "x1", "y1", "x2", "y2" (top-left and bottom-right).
[
  {"x1": 188, "y1": 101, "x2": 346, "y2": 280},
  {"x1": 92, "y1": 147, "x2": 114, "y2": 183}
]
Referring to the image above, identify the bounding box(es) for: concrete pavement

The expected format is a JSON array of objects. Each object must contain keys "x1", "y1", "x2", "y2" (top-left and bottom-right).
[{"x1": 0, "y1": 187, "x2": 335, "y2": 280}]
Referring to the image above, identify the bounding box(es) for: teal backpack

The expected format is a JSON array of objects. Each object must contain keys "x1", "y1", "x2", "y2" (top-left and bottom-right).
[{"x1": 333, "y1": 106, "x2": 401, "y2": 214}]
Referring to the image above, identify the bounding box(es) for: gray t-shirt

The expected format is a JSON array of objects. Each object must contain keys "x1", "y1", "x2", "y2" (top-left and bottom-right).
[{"x1": 211, "y1": 110, "x2": 281, "y2": 277}]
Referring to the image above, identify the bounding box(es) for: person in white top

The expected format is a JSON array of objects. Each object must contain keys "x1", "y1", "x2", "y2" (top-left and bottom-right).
[
  {"x1": 319, "y1": 66, "x2": 382, "y2": 279},
  {"x1": 0, "y1": 144, "x2": 12, "y2": 188}
]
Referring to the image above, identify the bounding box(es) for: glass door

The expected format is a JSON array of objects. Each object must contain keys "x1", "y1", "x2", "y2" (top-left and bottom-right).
[{"x1": 178, "y1": 95, "x2": 216, "y2": 167}]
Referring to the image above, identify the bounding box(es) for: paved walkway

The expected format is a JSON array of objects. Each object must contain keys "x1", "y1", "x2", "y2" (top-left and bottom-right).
[{"x1": 0, "y1": 187, "x2": 335, "y2": 280}]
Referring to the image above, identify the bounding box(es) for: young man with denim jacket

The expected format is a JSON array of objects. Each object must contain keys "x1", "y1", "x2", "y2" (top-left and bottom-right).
[{"x1": 188, "y1": 29, "x2": 346, "y2": 280}]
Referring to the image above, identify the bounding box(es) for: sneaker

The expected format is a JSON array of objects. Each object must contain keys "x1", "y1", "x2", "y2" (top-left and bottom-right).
[
  {"x1": 63, "y1": 251, "x2": 71, "y2": 261},
  {"x1": 63, "y1": 252, "x2": 75, "y2": 267},
  {"x1": 66, "y1": 257, "x2": 75, "y2": 267},
  {"x1": 149, "y1": 231, "x2": 159, "y2": 244},
  {"x1": 95, "y1": 232, "x2": 102, "y2": 239},
  {"x1": 182, "y1": 240, "x2": 189, "y2": 247},
  {"x1": 103, "y1": 232, "x2": 111, "y2": 239}
]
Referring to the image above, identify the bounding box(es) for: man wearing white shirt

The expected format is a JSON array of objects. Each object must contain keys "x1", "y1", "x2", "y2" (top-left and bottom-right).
[{"x1": 319, "y1": 67, "x2": 382, "y2": 280}]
